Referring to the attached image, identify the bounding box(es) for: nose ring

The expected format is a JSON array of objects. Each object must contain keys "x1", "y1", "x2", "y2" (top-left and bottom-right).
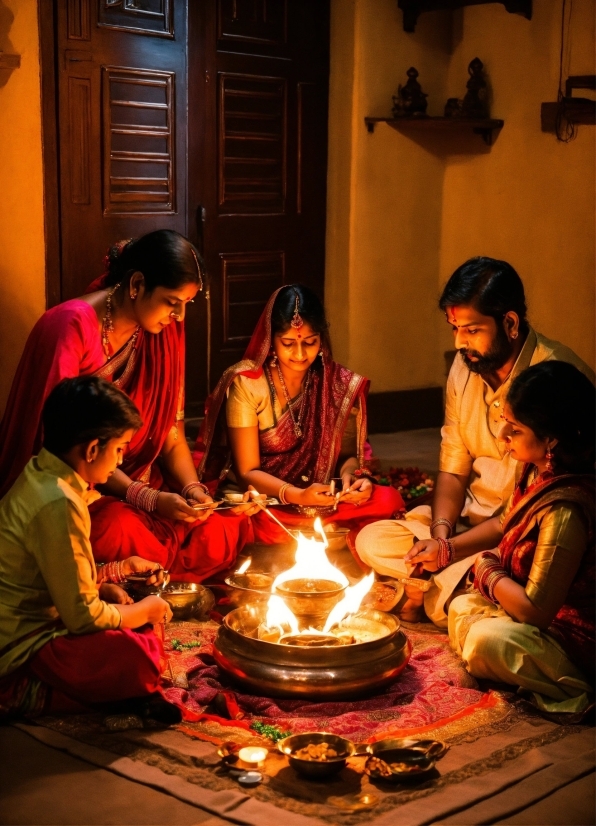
[{"x1": 170, "y1": 312, "x2": 182, "y2": 321}]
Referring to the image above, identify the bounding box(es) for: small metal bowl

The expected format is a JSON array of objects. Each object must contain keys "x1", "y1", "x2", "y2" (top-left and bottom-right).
[
  {"x1": 363, "y1": 738, "x2": 448, "y2": 780},
  {"x1": 274, "y1": 578, "x2": 346, "y2": 624},
  {"x1": 224, "y1": 571, "x2": 274, "y2": 609},
  {"x1": 160, "y1": 582, "x2": 215, "y2": 621},
  {"x1": 278, "y1": 732, "x2": 355, "y2": 778},
  {"x1": 361, "y1": 580, "x2": 404, "y2": 613},
  {"x1": 299, "y1": 527, "x2": 350, "y2": 553}
]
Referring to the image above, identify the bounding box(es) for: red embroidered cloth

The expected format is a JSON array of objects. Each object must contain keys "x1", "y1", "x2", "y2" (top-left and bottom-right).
[{"x1": 162, "y1": 622, "x2": 504, "y2": 743}]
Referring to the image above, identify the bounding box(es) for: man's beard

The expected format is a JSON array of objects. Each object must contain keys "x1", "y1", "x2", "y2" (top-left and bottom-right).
[{"x1": 460, "y1": 325, "x2": 513, "y2": 375}]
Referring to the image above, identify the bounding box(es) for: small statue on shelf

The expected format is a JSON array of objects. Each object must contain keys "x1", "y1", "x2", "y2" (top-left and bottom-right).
[
  {"x1": 392, "y1": 67, "x2": 428, "y2": 118},
  {"x1": 444, "y1": 97, "x2": 463, "y2": 118},
  {"x1": 444, "y1": 57, "x2": 489, "y2": 119},
  {"x1": 462, "y1": 57, "x2": 489, "y2": 118}
]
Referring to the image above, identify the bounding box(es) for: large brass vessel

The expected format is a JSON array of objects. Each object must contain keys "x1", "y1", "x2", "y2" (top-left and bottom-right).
[{"x1": 213, "y1": 605, "x2": 410, "y2": 699}]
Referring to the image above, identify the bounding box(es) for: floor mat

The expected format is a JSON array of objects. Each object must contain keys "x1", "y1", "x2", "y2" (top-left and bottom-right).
[{"x1": 22, "y1": 620, "x2": 593, "y2": 825}]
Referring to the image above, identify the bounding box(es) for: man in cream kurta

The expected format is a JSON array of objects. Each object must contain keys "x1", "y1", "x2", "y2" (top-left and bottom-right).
[{"x1": 356, "y1": 269, "x2": 594, "y2": 626}]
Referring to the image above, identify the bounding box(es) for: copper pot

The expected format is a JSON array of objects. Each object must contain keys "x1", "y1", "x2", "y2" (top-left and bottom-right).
[
  {"x1": 224, "y1": 571, "x2": 273, "y2": 609},
  {"x1": 274, "y1": 578, "x2": 346, "y2": 626},
  {"x1": 213, "y1": 605, "x2": 410, "y2": 699}
]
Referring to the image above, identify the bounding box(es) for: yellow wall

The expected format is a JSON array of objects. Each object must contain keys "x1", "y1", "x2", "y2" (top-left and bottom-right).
[
  {"x1": 0, "y1": 0, "x2": 46, "y2": 412},
  {"x1": 440, "y1": 0, "x2": 596, "y2": 368},
  {"x1": 1, "y1": 1, "x2": 593, "y2": 411},
  {"x1": 327, "y1": 0, "x2": 596, "y2": 394}
]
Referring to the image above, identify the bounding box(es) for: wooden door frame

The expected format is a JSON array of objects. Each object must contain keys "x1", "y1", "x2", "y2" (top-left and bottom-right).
[{"x1": 38, "y1": 0, "x2": 62, "y2": 309}]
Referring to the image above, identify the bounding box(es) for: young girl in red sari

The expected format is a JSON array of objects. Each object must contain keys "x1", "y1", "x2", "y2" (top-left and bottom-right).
[
  {"x1": 410, "y1": 361, "x2": 594, "y2": 716},
  {"x1": 0, "y1": 231, "x2": 252, "y2": 580},
  {"x1": 196, "y1": 285, "x2": 403, "y2": 543}
]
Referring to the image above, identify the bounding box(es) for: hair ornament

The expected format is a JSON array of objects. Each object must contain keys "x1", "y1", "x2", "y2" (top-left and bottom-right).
[
  {"x1": 103, "y1": 238, "x2": 133, "y2": 271},
  {"x1": 190, "y1": 247, "x2": 204, "y2": 291},
  {"x1": 290, "y1": 290, "x2": 304, "y2": 329}
]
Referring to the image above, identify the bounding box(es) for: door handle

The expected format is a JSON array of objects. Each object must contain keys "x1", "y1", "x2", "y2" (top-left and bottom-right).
[
  {"x1": 195, "y1": 205, "x2": 211, "y2": 394},
  {"x1": 196, "y1": 205, "x2": 206, "y2": 257},
  {"x1": 64, "y1": 50, "x2": 92, "y2": 69}
]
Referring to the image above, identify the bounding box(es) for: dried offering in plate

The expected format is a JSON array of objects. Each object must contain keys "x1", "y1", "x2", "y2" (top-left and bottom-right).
[
  {"x1": 294, "y1": 742, "x2": 339, "y2": 761},
  {"x1": 361, "y1": 580, "x2": 403, "y2": 612}
]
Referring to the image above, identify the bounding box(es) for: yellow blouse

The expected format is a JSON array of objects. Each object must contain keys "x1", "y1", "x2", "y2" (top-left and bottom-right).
[
  {"x1": 0, "y1": 449, "x2": 121, "y2": 677},
  {"x1": 226, "y1": 372, "x2": 359, "y2": 458}
]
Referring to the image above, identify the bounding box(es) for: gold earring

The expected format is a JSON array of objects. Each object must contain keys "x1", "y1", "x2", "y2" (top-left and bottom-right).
[
  {"x1": 545, "y1": 448, "x2": 554, "y2": 474},
  {"x1": 511, "y1": 331, "x2": 518, "y2": 340}
]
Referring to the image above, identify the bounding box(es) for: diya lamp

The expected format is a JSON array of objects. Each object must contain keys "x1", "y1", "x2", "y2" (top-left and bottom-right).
[{"x1": 237, "y1": 746, "x2": 268, "y2": 769}]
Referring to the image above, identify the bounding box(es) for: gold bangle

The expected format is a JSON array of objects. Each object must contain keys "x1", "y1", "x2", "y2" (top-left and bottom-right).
[
  {"x1": 430, "y1": 517, "x2": 453, "y2": 538},
  {"x1": 279, "y1": 483, "x2": 291, "y2": 505}
]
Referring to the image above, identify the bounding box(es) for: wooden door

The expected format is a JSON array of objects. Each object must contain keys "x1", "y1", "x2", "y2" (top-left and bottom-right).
[
  {"x1": 186, "y1": 0, "x2": 330, "y2": 412},
  {"x1": 55, "y1": 0, "x2": 188, "y2": 300}
]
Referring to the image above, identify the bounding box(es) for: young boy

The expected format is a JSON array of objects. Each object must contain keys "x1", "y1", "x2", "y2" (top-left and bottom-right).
[{"x1": 0, "y1": 376, "x2": 178, "y2": 720}]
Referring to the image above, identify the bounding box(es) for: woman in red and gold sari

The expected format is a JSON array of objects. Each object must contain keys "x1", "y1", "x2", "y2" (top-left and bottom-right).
[
  {"x1": 196, "y1": 285, "x2": 403, "y2": 544},
  {"x1": 411, "y1": 361, "x2": 594, "y2": 716},
  {"x1": 0, "y1": 231, "x2": 252, "y2": 580}
]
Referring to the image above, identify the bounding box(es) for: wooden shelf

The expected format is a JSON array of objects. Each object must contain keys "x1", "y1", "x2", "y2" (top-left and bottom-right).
[
  {"x1": 0, "y1": 51, "x2": 21, "y2": 69},
  {"x1": 397, "y1": 1, "x2": 532, "y2": 33},
  {"x1": 365, "y1": 116, "x2": 504, "y2": 146}
]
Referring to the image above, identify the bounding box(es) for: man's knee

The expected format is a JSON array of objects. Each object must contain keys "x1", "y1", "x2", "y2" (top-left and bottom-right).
[{"x1": 355, "y1": 521, "x2": 404, "y2": 557}]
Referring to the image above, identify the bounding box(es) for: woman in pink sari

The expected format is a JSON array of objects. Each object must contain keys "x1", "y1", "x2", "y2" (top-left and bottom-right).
[
  {"x1": 0, "y1": 231, "x2": 251, "y2": 580},
  {"x1": 196, "y1": 285, "x2": 403, "y2": 544}
]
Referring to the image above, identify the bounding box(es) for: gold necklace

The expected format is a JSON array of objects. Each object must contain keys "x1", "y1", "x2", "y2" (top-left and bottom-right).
[
  {"x1": 101, "y1": 282, "x2": 140, "y2": 361},
  {"x1": 265, "y1": 362, "x2": 311, "y2": 438}
]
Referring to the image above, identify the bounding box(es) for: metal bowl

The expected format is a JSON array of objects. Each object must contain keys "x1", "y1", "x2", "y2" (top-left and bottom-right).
[
  {"x1": 299, "y1": 527, "x2": 350, "y2": 553},
  {"x1": 160, "y1": 582, "x2": 215, "y2": 621},
  {"x1": 278, "y1": 732, "x2": 355, "y2": 778},
  {"x1": 363, "y1": 738, "x2": 448, "y2": 780},
  {"x1": 214, "y1": 605, "x2": 410, "y2": 699},
  {"x1": 361, "y1": 580, "x2": 404, "y2": 613},
  {"x1": 274, "y1": 578, "x2": 346, "y2": 624},
  {"x1": 224, "y1": 571, "x2": 274, "y2": 609}
]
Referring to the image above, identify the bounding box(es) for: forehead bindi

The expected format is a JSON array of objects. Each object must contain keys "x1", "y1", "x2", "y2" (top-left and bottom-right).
[
  {"x1": 446, "y1": 306, "x2": 490, "y2": 328},
  {"x1": 277, "y1": 324, "x2": 318, "y2": 342}
]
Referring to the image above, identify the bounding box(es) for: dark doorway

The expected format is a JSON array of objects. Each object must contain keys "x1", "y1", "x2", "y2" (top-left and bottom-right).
[
  {"x1": 186, "y1": 0, "x2": 330, "y2": 411},
  {"x1": 51, "y1": 1, "x2": 188, "y2": 301},
  {"x1": 42, "y1": 0, "x2": 329, "y2": 414}
]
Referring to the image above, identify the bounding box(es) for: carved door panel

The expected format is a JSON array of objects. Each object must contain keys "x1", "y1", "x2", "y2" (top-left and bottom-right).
[
  {"x1": 186, "y1": 0, "x2": 330, "y2": 410},
  {"x1": 56, "y1": 0, "x2": 187, "y2": 300}
]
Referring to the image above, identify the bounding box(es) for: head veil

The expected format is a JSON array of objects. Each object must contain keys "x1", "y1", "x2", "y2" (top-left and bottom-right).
[{"x1": 196, "y1": 287, "x2": 368, "y2": 487}]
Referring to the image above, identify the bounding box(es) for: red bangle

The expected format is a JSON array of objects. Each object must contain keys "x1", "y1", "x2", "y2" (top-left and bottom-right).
[
  {"x1": 436, "y1": 537, "x2": 455, "y2": 569},
  {"x1": 126, "y1": 481, "x2": 159, "y2": 512},
  {"x1": 181, "y1": 482, "x2": 209, "y2": 499},
  {"x1": 474, "y1": 552, "x2": 507, "y2": 604}
]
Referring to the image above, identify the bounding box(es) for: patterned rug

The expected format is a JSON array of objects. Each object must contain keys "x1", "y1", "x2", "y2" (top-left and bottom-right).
[
  {"x1": 26, "y1": 619, "x2": 592, "y2": 825},
  {"x1": 160, "y1": 620, "x2": 511, "y2": 745}
]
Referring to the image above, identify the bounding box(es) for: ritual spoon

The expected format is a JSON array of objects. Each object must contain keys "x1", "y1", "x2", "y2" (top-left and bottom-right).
[{"x1": 249, "y1": 489, "x2": 299, "y2": 540}]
